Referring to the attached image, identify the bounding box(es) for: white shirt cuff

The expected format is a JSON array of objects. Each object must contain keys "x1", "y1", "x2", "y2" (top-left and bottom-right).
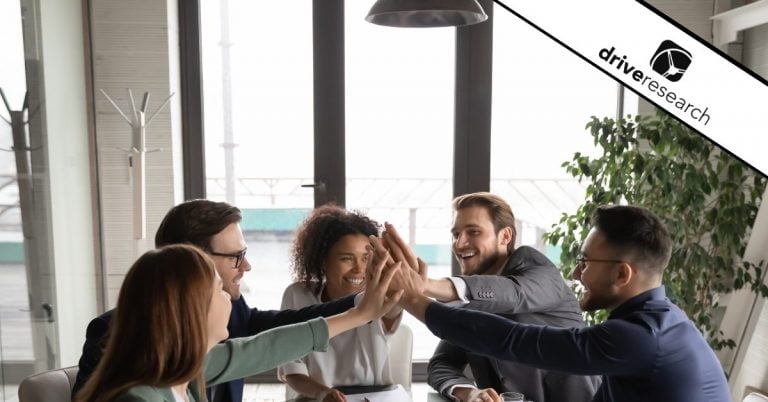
[
  {"x1": 447, "y1": 384, "x2": 478, "y2": 401},
  {"x1": 444, "y1": 277, "x2": 471, "y2": 306}
]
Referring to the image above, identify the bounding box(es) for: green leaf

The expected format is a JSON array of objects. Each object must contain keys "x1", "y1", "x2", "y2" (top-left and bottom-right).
[{"x1": 545, "y1": 108, "x2": 766, "y2": 350}]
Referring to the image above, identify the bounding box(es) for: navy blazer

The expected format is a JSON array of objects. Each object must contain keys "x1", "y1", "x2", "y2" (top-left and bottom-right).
[
  {"x1": 72, "y1": 294, "x2": 355, "y2": 402},
  {"x1": 425, "y1": 286, "x2": 730, "y2": 402}
]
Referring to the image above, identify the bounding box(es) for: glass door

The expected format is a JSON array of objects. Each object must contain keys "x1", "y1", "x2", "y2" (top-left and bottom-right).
[
  {"x1": 344, "y1": 0, "x2": 456, "y2": 361},
  {"x1": 200, "y1": 0, "x2": 315, "y2": 310}
]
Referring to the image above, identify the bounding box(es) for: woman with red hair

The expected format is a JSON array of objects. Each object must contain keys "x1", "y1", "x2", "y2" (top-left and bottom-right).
[{"x1": 76, "y1": 243, "x2": 400, "y2": 402}]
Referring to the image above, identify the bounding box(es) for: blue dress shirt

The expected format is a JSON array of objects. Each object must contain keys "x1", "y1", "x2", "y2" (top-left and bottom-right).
[{"x1": 425, "y1": 286, "x2": 730, "y2": 402}]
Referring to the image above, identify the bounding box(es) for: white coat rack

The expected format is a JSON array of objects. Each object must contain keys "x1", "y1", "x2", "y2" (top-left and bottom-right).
[
  {"x1": 100, "y1": 89, "x2": 173, "y2": 240},
  {"x1": 0, "y1": 89, "x2": 41, "y2": 240}
]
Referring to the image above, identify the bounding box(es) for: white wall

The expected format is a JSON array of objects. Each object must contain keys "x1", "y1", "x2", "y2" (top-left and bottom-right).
[
  {"x1": 722, "y1": 21, "x2": 768, "y2": 401},
  {"x1": 88, "y1": 0, "x2": 183, "y2": 307}
]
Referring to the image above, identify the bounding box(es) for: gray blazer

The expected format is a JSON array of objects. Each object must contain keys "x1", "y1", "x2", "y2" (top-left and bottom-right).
[{"x1": 427, "y1": 246, "x2": 600, "y2": 402}]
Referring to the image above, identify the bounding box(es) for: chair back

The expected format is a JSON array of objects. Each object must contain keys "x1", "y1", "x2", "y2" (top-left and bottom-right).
[
  {"x1": 18, "y1": 366, "x2": 79, "y2": 402},
  {"x1": 744, "y1": 391, "x2": 768, "y2": 402},
  {"x1": 283, "y1": 323, "x2": 414, "y2": 400},
  {"x1": 387, "y1": 323, "x2": 413, "y2": 390}
]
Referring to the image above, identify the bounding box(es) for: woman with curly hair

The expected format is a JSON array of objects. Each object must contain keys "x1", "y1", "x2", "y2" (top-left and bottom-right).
[
  {"x1": 278, "y1": 204, "x2": 404, "y2": 402},
  {"x1": 74, "y1": 244, "x2": 401, "y2": 402}
]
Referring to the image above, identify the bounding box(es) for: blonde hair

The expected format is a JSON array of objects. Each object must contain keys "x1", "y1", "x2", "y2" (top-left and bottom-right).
[{"x1": 75, "y1": 244, "x2": 216, "y2": 402}]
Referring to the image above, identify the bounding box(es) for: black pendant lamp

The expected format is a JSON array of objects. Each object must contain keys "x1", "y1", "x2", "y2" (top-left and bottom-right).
[{"x1": 365, "y1": 0, "x2": 488, "y2": 28}]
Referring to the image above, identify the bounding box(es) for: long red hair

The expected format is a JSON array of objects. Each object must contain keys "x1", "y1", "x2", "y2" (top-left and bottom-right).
[{"x1": 75, "y1": 244, "x2": 216, "y2": 402}]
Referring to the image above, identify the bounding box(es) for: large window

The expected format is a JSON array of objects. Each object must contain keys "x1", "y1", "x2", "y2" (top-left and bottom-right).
[
  {"x1": 201, "y1": 0, "x2": 314, "y2": 309},
  {"x1": 1, "y1": 0, "x2": 59, "y2": 396},
  {"x1": 195, "y1": 0, "x2": 621, "y2": 378},
  {"x1": 490, "y1": 6, "x2": 618, "y2": 257},
  {"x1": 345, "y1": 0, "x2": 455, "y2": 361}
]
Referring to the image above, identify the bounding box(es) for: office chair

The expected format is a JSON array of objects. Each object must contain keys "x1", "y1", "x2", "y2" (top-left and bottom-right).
[
  {"x1": 388, "y1": 323, "x2": 413, "y2": 391},
  {"x1": 744, "y1": 391, "x2": 768, "y2": 402},
  {"x1": 283, "y1": 323, "x2": 415, "y2": 400},
  {"x1": 18, "y1": 366, "x2": 79, "y2": 402}
]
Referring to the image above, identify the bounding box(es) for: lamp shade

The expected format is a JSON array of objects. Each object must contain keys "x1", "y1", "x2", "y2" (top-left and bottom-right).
[{"x1": 365, "y1": 0, "x2": 488, "y2": 28}]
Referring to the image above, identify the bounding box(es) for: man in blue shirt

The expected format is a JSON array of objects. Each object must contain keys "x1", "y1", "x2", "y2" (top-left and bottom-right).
[{"x1": 391, "y1": 205, "x2": 730, "y2": 402}]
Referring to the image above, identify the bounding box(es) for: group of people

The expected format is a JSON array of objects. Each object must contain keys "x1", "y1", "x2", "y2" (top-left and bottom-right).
[{"x1": 70, "y1": 192, "x2": 730, "y2": 402}]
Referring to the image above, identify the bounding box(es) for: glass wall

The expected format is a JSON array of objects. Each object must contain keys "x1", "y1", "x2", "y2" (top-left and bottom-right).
[
  {"x1": 1, "y1": 0, "x2": 59, "y2": 397},
  {"x1": 345, "y1": 0, "x2": 455, "y2": 361},
  {"x1": 198, "y1": 0, "x2": 621, "y2": 370},
  {"x1": 201, "y1": 0, "x2": 315, "y2": 310},
  {"x1": 490, "y1": 5, "x2": 618, "y2": 257}
]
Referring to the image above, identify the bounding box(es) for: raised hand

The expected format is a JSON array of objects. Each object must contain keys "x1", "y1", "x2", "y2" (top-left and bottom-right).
[
  {"x1": 368, "y1": 235, "x2": 427, "y2": 298},
  {"x1": 355, "y1": 246, "x2": 403, "y2": 323},
  {"x1": 381, "y1": 222, "x2": 419, "y2": 272},
  {"x1": 383, "y1": 223, "x2": 429, "y2": 294},
  {"x1": 325, "y1": 248, "x2": 403, "y2": 338}
]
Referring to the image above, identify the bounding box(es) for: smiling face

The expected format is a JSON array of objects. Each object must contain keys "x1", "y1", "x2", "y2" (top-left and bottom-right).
[
  {"x1": 207, "y1": 272, "x2": 233, "y2": 346},
  {"x1": 322, "y1": 234, "x2": 371, "y2": 300},
  {"x1": 451, "y1": 206, "x2": 513, "y2": 276},
  {"x1": 572, "y1": 228, "x2": 624, "y2": 312},
  {"x1": 208, "y1": 223, "x2": 251, "y2": 299}
]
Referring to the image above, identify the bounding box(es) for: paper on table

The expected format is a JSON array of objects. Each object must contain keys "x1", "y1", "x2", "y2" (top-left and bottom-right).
[{"x1": 344, "y1": 384, "x2": 412, "y2": 402}]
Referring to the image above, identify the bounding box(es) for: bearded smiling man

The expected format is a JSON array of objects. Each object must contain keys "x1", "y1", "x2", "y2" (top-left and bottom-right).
[
  {"x1": 382, "y1": 192, "x2": 599, "y2": 402},
  {"x1": 392, "y1": 204, "x2": 730, "y2": 402}
]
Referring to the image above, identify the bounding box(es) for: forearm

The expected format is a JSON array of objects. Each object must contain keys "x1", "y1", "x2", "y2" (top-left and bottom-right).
[
  {"x1": 425, "y1": 302, "x2": 651, "y2": 376},
  {"x1": 325, "y1": 308, "x2": 369, "y2": 338},
  {"x1": 252, "y1": 295, "x2": 355, "y2": 333},
  {"x1": 285, "y1": 373, "x2": 331, "y2": 399},
  {"x1": 205, "y1": 318, "x2": 329, "y2": 385},
  {"x1": 399, "y1": 293, "x2": 433, "y2": 323},
  {"x1": 427, "y1": 340, "x2": 474, "y2": 398},
  {"x1": 425, "y1": 278, "x2": 460, "y2": 302}
]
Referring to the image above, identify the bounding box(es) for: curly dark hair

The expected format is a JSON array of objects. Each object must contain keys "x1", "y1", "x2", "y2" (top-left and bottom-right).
[{"x1": 291, "y1": 204, "x2": 380, "y2": 295}]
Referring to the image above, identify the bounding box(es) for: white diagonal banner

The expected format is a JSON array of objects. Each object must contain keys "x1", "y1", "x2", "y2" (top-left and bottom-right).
[{"x1": 494, "y1": 0, "x2": 768, "y2": 176}]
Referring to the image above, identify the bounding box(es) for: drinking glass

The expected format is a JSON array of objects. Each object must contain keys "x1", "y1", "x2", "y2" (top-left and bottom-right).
[{"x1": 500, "y1": 392, "x2": 525, "y2": 401}]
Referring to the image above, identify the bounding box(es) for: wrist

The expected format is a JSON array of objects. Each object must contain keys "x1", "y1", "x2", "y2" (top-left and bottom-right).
[
  {"x1": 384, "y1": 305, "x2": 403, "y2": 318},
  {"x1": 316, "y1": 386, "x2": 332, "y2": 400},
  {"x1": 424, "y1": 278, "x2": 439, "y2": 298},
  {"x1": 347, "y1": 306, "x2": 372, "y2": 325},
  {"x1": 400, "y1": 293, "x2": 424, "y2": 311},
  {"x1": 452, "y1": 387, "x2": 471, "y2": 401}
]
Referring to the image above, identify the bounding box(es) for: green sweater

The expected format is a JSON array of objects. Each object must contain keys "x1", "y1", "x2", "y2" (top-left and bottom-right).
[{"x1": 113, "y1": 318, "x2": 329, "y2": 402}]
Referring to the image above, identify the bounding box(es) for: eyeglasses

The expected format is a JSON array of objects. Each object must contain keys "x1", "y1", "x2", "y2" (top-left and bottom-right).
[
  {"x1": 209, "y1": 249, "x2": 247, "y2": 269},
  {"x1": 575, "y1": 255, "x2": 624, "y2": 270}
]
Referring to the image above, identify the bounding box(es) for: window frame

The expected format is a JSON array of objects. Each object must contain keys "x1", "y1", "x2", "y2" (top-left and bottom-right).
[{"x1": 180, "y1": 0, "x2": 494, "y2": 383}]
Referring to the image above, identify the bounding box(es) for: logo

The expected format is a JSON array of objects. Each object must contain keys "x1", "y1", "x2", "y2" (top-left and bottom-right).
[
  {"x1": 597, "y1": 44, "x2": 710, "y2": 126},
  {"x1": 649, "y1": 40, "x2": 692, "y2": 82}
]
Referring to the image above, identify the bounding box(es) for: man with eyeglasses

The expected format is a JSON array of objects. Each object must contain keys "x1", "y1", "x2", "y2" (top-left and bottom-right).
[
  {"x1": 72, "y1": 200, "x2": 357, "y2": 402},
  {"x1": 383, "y1": 192, "x2": 598, "y2": 402},
  {"x1": 394, "y1": 204, "x2": 730, "y2": 402}
]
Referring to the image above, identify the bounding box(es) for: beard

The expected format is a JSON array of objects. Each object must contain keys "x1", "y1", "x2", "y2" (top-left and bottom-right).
[
  {"x1": 579, "y1": 288, "x2": 619, "y2": 312},
  {"x1": 462, "y1": 249, "x2": 505, "y2": 276}
]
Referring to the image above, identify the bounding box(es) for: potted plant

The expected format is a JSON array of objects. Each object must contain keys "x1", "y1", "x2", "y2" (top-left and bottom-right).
[{"x1": 544, "y1": 109, "x2": 768, "y2": 350}]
